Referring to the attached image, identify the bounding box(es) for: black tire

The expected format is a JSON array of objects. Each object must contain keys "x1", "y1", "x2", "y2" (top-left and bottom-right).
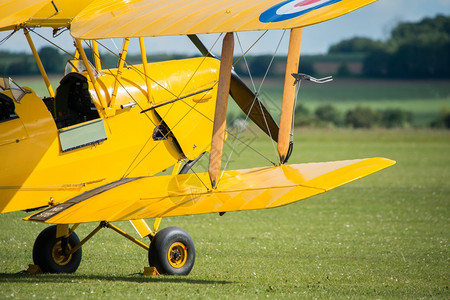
[
  {"x1": 148, "y1": 227, "x2": 195, "y2": 275},
  {"x1": 32, "y1": 225, "x2": 82, "y2": 273}
]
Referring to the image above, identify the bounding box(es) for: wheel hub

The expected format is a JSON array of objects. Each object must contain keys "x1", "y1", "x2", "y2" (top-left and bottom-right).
[
  {"x1": 167, "y1": 242, "x2": 187, "y2": 268},
  {"x1": 51, "y1": 241, "x2": 72, "y2": 266}
]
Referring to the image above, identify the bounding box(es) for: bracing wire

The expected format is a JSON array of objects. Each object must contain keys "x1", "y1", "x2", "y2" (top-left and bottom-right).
[
  {"x1": 220, "y1": 30, "x2": 287, "y2": 182},
  {"x1": 25, "y1": 28, "x2": 282, "y2": 185},
  {"x1": 254, "y1": 30, "x2": 287, "y2": 159},
  {"x1": 28, "y1": 28, "x2": 76, "y2": 58},
  {"x1": 291, "y1": 79, "x2": 302, "y2": 141},
  {"x1": 217, "y1": 31, "x2": 286, "y2": 186},
  {"x1": 0, "y1": 30, "x2": 16, "y2": 46},
  {"x1": 124, "y1": 32, "x2": 280, "y2": 180},
  {"x1": 119, "y1": 34, "x2": 226, "y2": 179},
  {"x1": 235, "y1": 34, "x2": 257, "y2": 92}
]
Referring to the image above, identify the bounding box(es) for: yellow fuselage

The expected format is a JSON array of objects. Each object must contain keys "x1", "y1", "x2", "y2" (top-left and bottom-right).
[{"x1": 0, "y1": 57, "x2": 220, "y2": 213}]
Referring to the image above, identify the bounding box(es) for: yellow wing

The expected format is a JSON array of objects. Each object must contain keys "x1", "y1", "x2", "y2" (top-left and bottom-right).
[
  {"x1": 0, "y1": 0, "x2": 95, "y2": 31},
  {"x1": 0, "y1": 0, "x2": 49, "y2": 30},
  {"x1": 71, "y1": 0, "x2": 377, "y2": 38},
  {"x1": 26, "y1": 158, "x2": 395, "y2": 224},
  {"x1": 1, "y1": 0, "x2": 377, "y2": 37}
]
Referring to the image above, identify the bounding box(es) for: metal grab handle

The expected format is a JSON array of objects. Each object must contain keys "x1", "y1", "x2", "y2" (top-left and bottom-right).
[
  {"x1": 291, "y1": 73, "x2": 333, "y2": 85},
  {"x1": 121, "y1": 101, "x2": 136, "y2": 109}
]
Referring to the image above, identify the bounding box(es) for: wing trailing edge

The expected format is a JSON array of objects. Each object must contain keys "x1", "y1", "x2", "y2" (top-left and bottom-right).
[{"x1": 26, "y1": 157, "x2": 395, "y2": 224}]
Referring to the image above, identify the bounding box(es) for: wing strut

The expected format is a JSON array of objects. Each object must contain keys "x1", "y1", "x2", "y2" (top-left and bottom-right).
[
  {"x1": 188, "y1": 34, "x2": 280, "y2": 143},
  {"x1": 139, "y1": 37, "x2": 152, "y2": 103},
  {"x1": 74, "y1": 39, "x2": 107, "y2": 113},
  {"x1": 24, "y1": 29, "x2": 55, "y2": 99},
  {"x1": 208, "y1": 32, "x2": 234, "y2": 189},
  {"x1": 278, "y1": 28, "x2": 303, "y2": 164},
  {"x1": 109, "y1": 38, "x2": 130, "y2": 115}
]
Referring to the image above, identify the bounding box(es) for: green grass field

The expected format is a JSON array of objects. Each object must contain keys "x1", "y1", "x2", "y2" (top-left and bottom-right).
[
  {"x1": 230, "y1": 78, "x2": 450, "y2": 127},
  {"x1": 1, "y1": 128, "x2": 448, "y2": 299},
  {"x1": 13, "y1": 76, "x2": 450, "y2": 127}
]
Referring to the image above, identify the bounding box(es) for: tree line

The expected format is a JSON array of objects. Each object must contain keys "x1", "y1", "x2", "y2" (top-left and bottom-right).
[
  {"x1": 329, "y1": 14, "x2": 450, "y2": 78},
  {"x1": 295, "y1": 104, "x2": 449, "y2": 129},
  {"x1": 0, "y1": 14, "x2": 448, "y2": 79}
]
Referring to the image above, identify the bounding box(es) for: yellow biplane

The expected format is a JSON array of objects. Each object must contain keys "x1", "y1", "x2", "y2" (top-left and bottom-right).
[{"x1": 0, "y1": 0, "x2": 394, "y2": 275}]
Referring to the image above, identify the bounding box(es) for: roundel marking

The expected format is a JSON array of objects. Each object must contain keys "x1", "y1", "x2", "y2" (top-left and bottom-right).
[{"x1": 259, "y1": 0, "x2": 342, "y2": 23}]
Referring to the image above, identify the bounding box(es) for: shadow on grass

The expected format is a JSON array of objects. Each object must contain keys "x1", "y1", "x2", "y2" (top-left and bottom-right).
[{"x1": 0, "y1": 272, "x2": 233, "y2": 285}]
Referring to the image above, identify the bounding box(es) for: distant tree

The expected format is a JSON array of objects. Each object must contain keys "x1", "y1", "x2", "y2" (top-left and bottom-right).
[
  {"x1": 298, "y1": 60, "x2": 315, "y2": 76},
  {"x1": 345, "y1": 107, "x2": 380, "y2": 128},
  {"x1": 38, "y1": 46, "x2": 65, "y2": 74},
  {"x1": 294, "y1": 103, "x2": 317, "y2": 127},
  {"x1": 379, "y1": 109, "x2": 413, "y2": 128},
  {"x1": 388, "y1": 15, "x2": 450, "y2": 50},
  {"x1": 340, "y1": 15, "x2": 450, "y2": 79},
  {"x1": 315, "y1": 104, "x2": 343, "y2": 125},
  {"x1": 337, "y1": 63, "x2": 351, "y2": 77},
  {"x1": 328, "y1": 37, "x2": 384, "y2": 54},
  {"x1": 431, "y1": 107, "x2": 450, "y2": 129},
  {"x1": 295, "y1": 103, "x2": 310, "y2": 117},
  {"x1": 362, "y1": 49, "x2": 391, "y2": 77},
  {"x1": 6, "y1": 58, "x2": 31, "y2": 75},
  {"x1": 248, "y1": 55, "x2": 276, "y2": 78}
]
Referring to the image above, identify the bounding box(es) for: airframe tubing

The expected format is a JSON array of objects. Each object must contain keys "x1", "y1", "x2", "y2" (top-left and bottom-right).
[
  {"x1": 277, "y1": 28, "x2": 303, "y2": 164},
  {"x1": 71, "y1": 50, "x2": 80, "y2": 73},
  {"x1": 23, "y1": 29, "x2": 55, "y2": 98},
  {"x1": 110, "y1": 38, "x2": 130, "y2": 109},
  {"x1": 69, "y1": 221, "x2": 150, "y2": 255},
  {"x1": 69, "y1": 222, "x2": 103, "y2": 255},
  {"x1": 74, "y1": 39, "x2": 108, "y2": 112},
  {"x1": 106, "y1": 222, "x2": 149, "y2": 251},
  {"x1": 130, "y1": 219, "x2": 153, "y2": 238},
  {"x1": 92, "y1": 40, "x2": 102, "y2": 71},
  {"x1": 208, "y1": 32, "x2": 234, "y2": 189},
  {"x1": 139, "y1": 37, "x2": 152, "y2": 103}
]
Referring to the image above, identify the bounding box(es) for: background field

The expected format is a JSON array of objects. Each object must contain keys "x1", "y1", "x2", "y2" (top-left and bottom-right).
[
  {"x1": 13, "y1": 76, "x2": 450, "y2": 127},
  {"x1": 233, "y1": 78, "x2": 450, "y2": 127},
  {"x1": 1, "y1": 128, "x2": 448, "y2": 299}
]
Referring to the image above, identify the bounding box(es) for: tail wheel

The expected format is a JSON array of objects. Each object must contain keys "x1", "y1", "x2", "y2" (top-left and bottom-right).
[
  {"x1": 32, "y1": 225, "x2": 82, "y2": 273},
  {"x1": 149, "y1": 227, "x2": 195, "y2": 275}
]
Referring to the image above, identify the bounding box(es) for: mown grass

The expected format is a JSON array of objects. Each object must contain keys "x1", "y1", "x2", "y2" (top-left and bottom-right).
[{"x1": 1, "y1": 128, "x2": 448, "y2": 299}]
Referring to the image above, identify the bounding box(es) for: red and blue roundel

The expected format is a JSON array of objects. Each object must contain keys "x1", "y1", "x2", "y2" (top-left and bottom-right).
[{"x1": 259, "y1": 0, "x2": 342, "y2": 23}]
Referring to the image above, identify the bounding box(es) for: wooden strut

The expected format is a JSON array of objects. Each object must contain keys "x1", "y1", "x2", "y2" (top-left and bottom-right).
[
  {"x1": 277, "y1": 28, "x2": 303, "y2": 164},
  {"x1": 208, "y1": 32, "x2": 234, "y2": 189}
]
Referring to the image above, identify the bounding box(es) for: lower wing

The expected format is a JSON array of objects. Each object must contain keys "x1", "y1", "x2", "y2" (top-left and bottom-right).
[{"x1": 26, "y1": 157, "x2": 395, "y2": 224}]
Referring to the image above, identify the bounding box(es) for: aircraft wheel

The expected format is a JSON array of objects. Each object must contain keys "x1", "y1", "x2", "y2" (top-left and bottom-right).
[
  {"x1": 32, "y1": 225, "x2": 82, "y2": 273},
  {"x1": 149, "y1": 226, "x2": 195, "y2": 275}
]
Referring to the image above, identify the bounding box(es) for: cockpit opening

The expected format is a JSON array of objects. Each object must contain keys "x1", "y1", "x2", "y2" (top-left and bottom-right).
[
  {"x1": 0, "y1": 93, "x2": 18, "y2": 123},
  {"x1": 46, "y1": 73, "x2": 100, "y2": 129}
]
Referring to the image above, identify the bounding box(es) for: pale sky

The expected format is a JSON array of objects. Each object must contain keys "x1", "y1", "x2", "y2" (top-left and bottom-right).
[{"x1": 1, "y1": 0, "x2": 449, "y2": 56}]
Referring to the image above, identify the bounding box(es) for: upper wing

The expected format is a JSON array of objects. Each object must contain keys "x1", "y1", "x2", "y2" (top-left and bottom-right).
[
  {"x1": 71, "y1": 0, "x2": 376, "y2": 38},
  {"x1": 1, "y1": 0, "x2": 377, "y2": 37},
  {"x1": 0, "y1": 0, "x2": 49, "y2": 30},
  {"x1": 0, "y1": 0, "x2": 95, "y2": 31},
  {"x1": 26, "y1": 157, "x2": 395, "y2": 224}
]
